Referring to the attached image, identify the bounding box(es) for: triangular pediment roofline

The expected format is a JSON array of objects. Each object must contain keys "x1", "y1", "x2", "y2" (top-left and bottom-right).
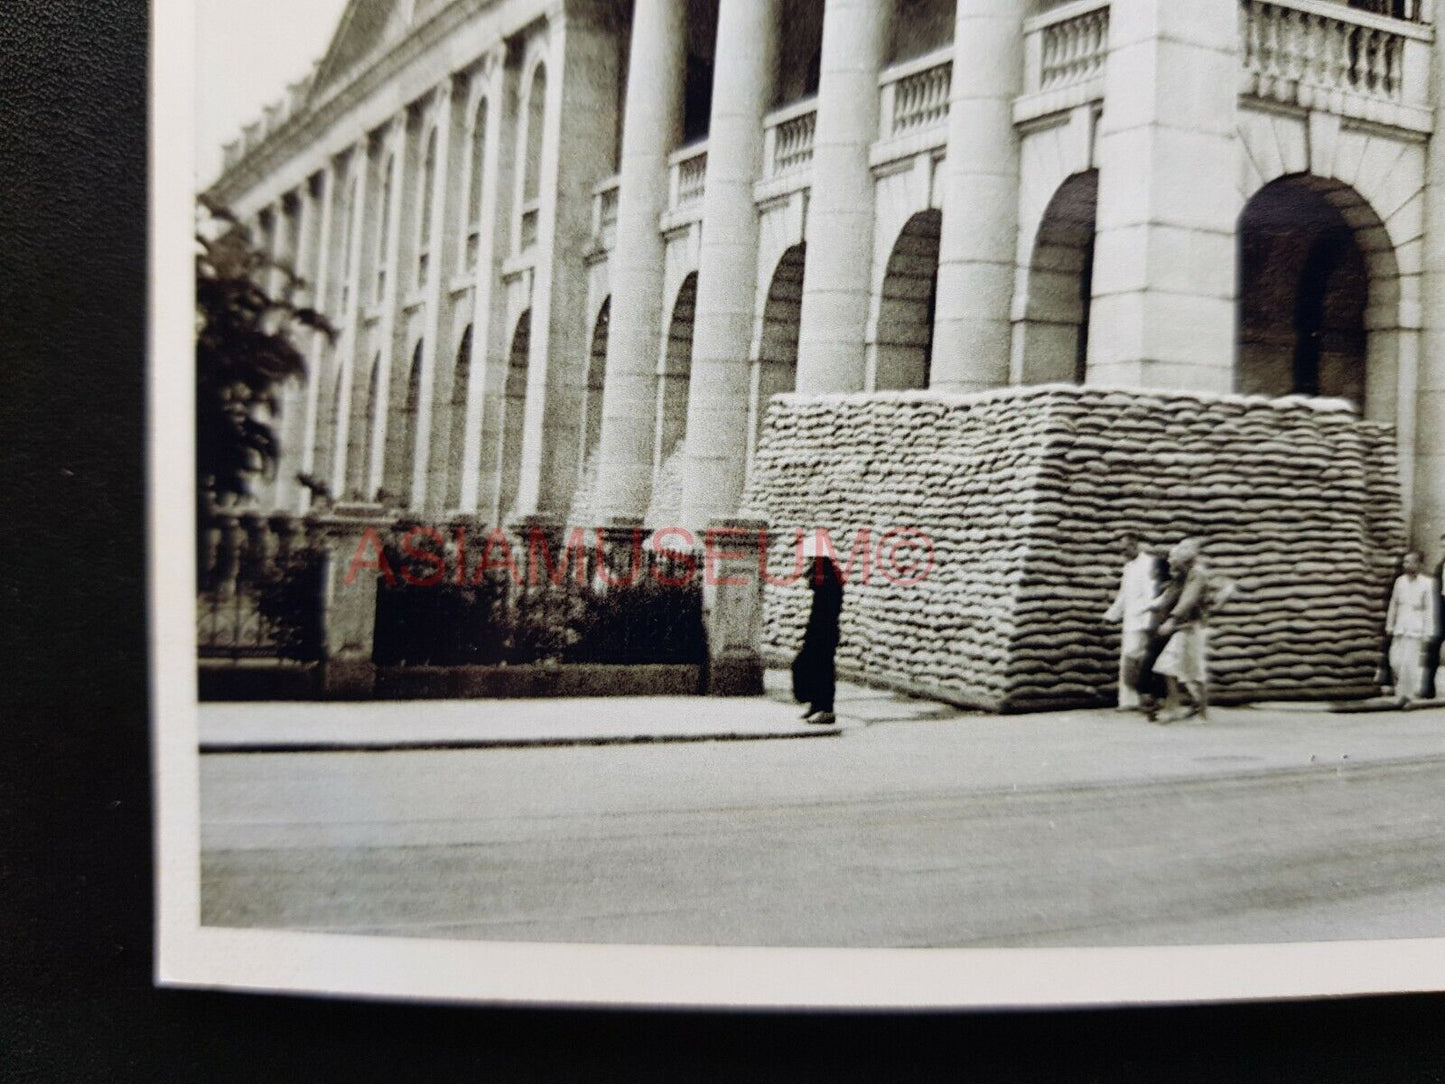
[{"x1": 309, "y1": 0, "x2": 418, "y2": 105}]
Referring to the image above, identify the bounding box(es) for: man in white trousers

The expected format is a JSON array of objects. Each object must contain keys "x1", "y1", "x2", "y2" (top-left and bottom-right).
[
  {"x1": 1386, "y1": 551, "x2": 1438, "y2": 704},
  {"x1": 1104, "y1": 536, "x2": 1162, "y2": 710}
]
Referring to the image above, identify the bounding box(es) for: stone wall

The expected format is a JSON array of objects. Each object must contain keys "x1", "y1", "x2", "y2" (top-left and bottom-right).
[{"x1": 744, "y1": 385, "x2": 1405, "y2": 712}]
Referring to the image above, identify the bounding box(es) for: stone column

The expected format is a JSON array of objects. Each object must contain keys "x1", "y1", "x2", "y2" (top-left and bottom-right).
[
  {"x1": 512, "y1": 11, "x2": 574, "y2": 522},
  {"x1": 1417, "y1": 16, "x2": 1445, "y2": 562},
  {"x1": 701, "y1": 517, "x2": 767, "y2": 695},
  {"x1": 458, "y1": 46, "x2": 515, "y2": 520},
  {"x1": 793, "y1": 0, "x2": 892, "y2": 395},
  {"x1": 317, "y1": 518, "x2": 382, "y2": 698},
  {"x1": 679, "y1": 0, "x2": 780, "y2": 529},
  {"x1": 929, "y1": 0, "x2": 1026, "y2": 392},
  {"x1": 514, "y1": 2, "x2": 627, "y2": 523},
  {"x1": 329, "y1": 139, "x2": 371, "y2": 498},
  {"x1": 592, "y1": 0, "x2": 686, "y2": 525},
  {"x1": 1084, "y1": 0, "x2": 1239, "y2": 391},
  {"x1": 366, "y1": 116, "x2": 411, "y2": 501},
  {"x1": 412, "y1": 80, "x2": 460, "y2": 517},
  {"x1": 297, "y1": 170, "x2": 335, "y2": 514}
]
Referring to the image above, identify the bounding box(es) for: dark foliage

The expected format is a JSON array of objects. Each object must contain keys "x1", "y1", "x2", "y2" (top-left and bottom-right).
[
  {"x1": 370, "y1": 545, "x2": 704, "y2": 668},
  {"x1": 565, "y1": 573, "x2": 705, "y2": 665},
  {"x1": 195, "y1": 197, "x2": 333, "y2": 507},
  {"x1": 253, "y1": 547, "x2": 327, "y2": 662}
]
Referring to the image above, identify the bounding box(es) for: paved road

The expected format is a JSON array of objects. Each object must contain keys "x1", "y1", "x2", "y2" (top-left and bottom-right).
[{"x1": 201, "y1": 703, "x2": 1445, "y2": 948}]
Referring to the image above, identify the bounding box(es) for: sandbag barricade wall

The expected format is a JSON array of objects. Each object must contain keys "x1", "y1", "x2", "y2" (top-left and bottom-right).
[{"x1": 743, "y1": 385, "x2": 1406, "y2": 712}]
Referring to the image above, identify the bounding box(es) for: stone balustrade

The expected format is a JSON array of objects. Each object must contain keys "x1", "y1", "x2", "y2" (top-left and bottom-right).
[
  {"x1": 878, "y1": 47, "x2": 954, "y2": 142},
  {"x1": 670, "y1": 143, "x2": 708, "y2": 210},
  {"x1": 199, "y1": 511, "x2": 311, "y2": 594},
  {"x1": 1016, "y1": 0, "x2": 1111, "y2": 124},
  {"x1": 1240, "y1": 0, "x2": 1436, "y2": 128},
  {"x1": 763, "y1": 97, "x2": 818, "y2": 178},
  {"x1": 661, "y1": 142, "x2": 709, "y2": 231},
  {"x1": 1037, "y1": 0, "x2": 1110, "y2": 91}
]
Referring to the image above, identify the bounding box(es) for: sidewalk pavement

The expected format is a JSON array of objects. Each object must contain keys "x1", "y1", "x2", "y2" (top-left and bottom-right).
[
  {"x1": 197, "y1": 669, "x2": 1443, "y2": 754},
  {"x1": 199, "y1": 671, "x2": 834, "y2": 752}
]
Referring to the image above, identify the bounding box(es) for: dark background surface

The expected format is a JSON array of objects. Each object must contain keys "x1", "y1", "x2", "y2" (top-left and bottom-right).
[{"x1": 1, "y1": 1, "x2": 1444, "y2": 1078}]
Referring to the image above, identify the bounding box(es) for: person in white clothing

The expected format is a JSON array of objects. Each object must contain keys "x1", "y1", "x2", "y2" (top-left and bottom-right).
[
  {"x1": 1104, "y1": 536, "x2": 1162, "y2": 710},
  {"x1": 1386, "y1": 551, "x2": 1438, "y2": 704}
]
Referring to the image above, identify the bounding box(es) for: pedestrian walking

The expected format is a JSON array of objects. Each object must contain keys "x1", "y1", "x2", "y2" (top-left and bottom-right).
[
  {"x1": 791, "y1": 538, "x2": 844, "y2": 726},
  {"x1": 1132, "y1": 546, "x2": 1185, "y2": 721},
  {"x1": 1152, "y1": 539, "x2": 1233, "y2": 724},
  {"x1": 1104, "y1": 535, "x2": 1163, "y2": 710},
  {"x1": 1386, "y1": 551, "x2": 1437, "y2": 704}
]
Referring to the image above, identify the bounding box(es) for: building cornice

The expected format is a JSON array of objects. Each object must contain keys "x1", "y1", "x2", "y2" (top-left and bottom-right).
[{"x1": 207, "y1": 0, "x2": 534, "y2": 207}]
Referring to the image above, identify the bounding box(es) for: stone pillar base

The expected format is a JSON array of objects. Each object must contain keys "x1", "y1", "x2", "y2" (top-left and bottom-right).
[
  {"x1": 318, "y1": 658, "x2": 377, "y2": 699},
  {"x1": 702, "y1": 517, "x2": 767, "y2": 698},
  {"x1": 316, "y1": 517, "x2": 384, "y2": 700},
  {"x1": 706, "y1": 649, "x2": 765, "y2": 697}
]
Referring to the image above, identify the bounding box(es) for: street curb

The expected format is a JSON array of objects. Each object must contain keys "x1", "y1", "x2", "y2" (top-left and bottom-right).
[
  {"x1": 199, "y1": 727, "x2": 842, "y2": 754},
  {"x1": 1249, "y1": 698, "x2": 1445, "y2": 714}
]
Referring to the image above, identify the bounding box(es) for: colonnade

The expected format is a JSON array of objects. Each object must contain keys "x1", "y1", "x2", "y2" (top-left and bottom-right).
[
  {"x1": 246, "y1": 8, "x2": 620, "y2": 527},
  {"x1": 231, "y1": 0, "x2": 1445, "y2": 558},
  {"x1": 594, "y1": 0, "x2": 1047, "y2": 529}
]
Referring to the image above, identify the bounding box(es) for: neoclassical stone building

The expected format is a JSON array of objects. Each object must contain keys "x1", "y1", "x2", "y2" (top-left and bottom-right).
[{"x1": 208, "y1": 0, "x2": 1445, "y2": 557}]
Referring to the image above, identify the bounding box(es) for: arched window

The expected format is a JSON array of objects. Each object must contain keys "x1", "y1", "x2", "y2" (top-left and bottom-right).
[
  {"x1": 445, "y1": 326, "x2": 473, "y2": 509},
  {"x1": 416, "y1": 129, "x2": 437, "y2": 287},
  {"x1": 523, "y1": 66, "x2": 546, "y2": 202},
  {"x1": 465, "y1": 99, "x2": 487, "y2": 268},
  {"x1": 387, "y1": 340, "x2": 424, "y2": 506},
  {"x1": 348, "y1": 354, "x2": 382, "y2": 500},
  {"x1": 313, "y1": 355, "x2": 347, "y2": 498},
  {"x1": 498, "y1": 312, "x2": 531, "y2": 521},
  {"x1": 375, "y1": 152, "x2": 395, "y2": 302},
  {"x1": 517, "y1": 64, "x2": 546, "y2": 251}
]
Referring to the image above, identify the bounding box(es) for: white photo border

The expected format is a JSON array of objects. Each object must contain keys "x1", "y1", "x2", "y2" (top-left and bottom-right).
[{"x1": 151, "y1": 0, "x2": 1445, "y2": 1008}]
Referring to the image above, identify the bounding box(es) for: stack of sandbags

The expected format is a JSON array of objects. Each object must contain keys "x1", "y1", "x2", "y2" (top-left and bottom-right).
[
  {"x1": 743, "y1": 384, "x2": 1405, "y2": 712},
  {"x1": 745, "y1": 391, "x2": 1061, "y2": 709}
]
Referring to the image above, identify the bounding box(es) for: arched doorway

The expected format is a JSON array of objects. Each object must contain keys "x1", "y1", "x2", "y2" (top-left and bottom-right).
[
  {"x1": 657, "y1": 273, "x2": 697, "y2": 476},
  {"x1": 580, "y1": 299, "x2": 609, "y2": 474},
  {"x1": 346, "y1": 353, "x2": 381, "y2": 501},
  {"x1": 498, "y1": 312, "x2": 531, "y2": 523},
  {"x1": 314, "y1": 357, "x2": 343, "y2": 497},
  {"x1": 1237, "y1": 175, "x2": 1398, "y2": 412},
  {"x1": 872, "y1": 209, "x2": 941, "y2": 390},
  {"x1": 384, "y1": 340, "x2": 423, "y2": 506},
  {"x1": 444, "y1": 326, "x2": 472, "y2": 511},
  {"x1": 1017, "y1": 170, "x2": 1097, "y2": 385},
  {"x1": 752, "y1": 244, "x2": 804, "y2": 457}
]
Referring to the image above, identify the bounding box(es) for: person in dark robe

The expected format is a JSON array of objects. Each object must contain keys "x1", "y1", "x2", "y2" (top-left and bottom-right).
[
  {"x1": 1424, "y1": 538, "x2": 1445, "y2": 700},
  {"x1": 793, "y1": 553, "x2": 844, "y2": 725}
]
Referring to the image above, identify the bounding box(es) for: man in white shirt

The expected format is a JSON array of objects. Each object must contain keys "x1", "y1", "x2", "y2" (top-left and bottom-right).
[
  {"x1": 1104, "y1": 536, "x2": 1162, "y2": 710},
  {"x1": 1386, "y1": 551, "x2": 1438, "y2": 704}
]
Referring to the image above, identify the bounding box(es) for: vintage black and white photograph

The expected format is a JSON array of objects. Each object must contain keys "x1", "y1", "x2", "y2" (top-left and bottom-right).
[{"x1": 156, "y1": 0, "x2": 1445, "y2": 1006}]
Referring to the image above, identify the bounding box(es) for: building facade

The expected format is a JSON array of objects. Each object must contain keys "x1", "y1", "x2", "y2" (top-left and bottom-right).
[{"x1": 208, "y1": 0, "x2": 1445, "y2": 559}]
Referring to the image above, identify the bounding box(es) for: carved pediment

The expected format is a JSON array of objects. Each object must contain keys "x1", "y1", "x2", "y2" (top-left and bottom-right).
[{"x1": 310, "y1": 0, "x2": 432, "y2": 102}]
